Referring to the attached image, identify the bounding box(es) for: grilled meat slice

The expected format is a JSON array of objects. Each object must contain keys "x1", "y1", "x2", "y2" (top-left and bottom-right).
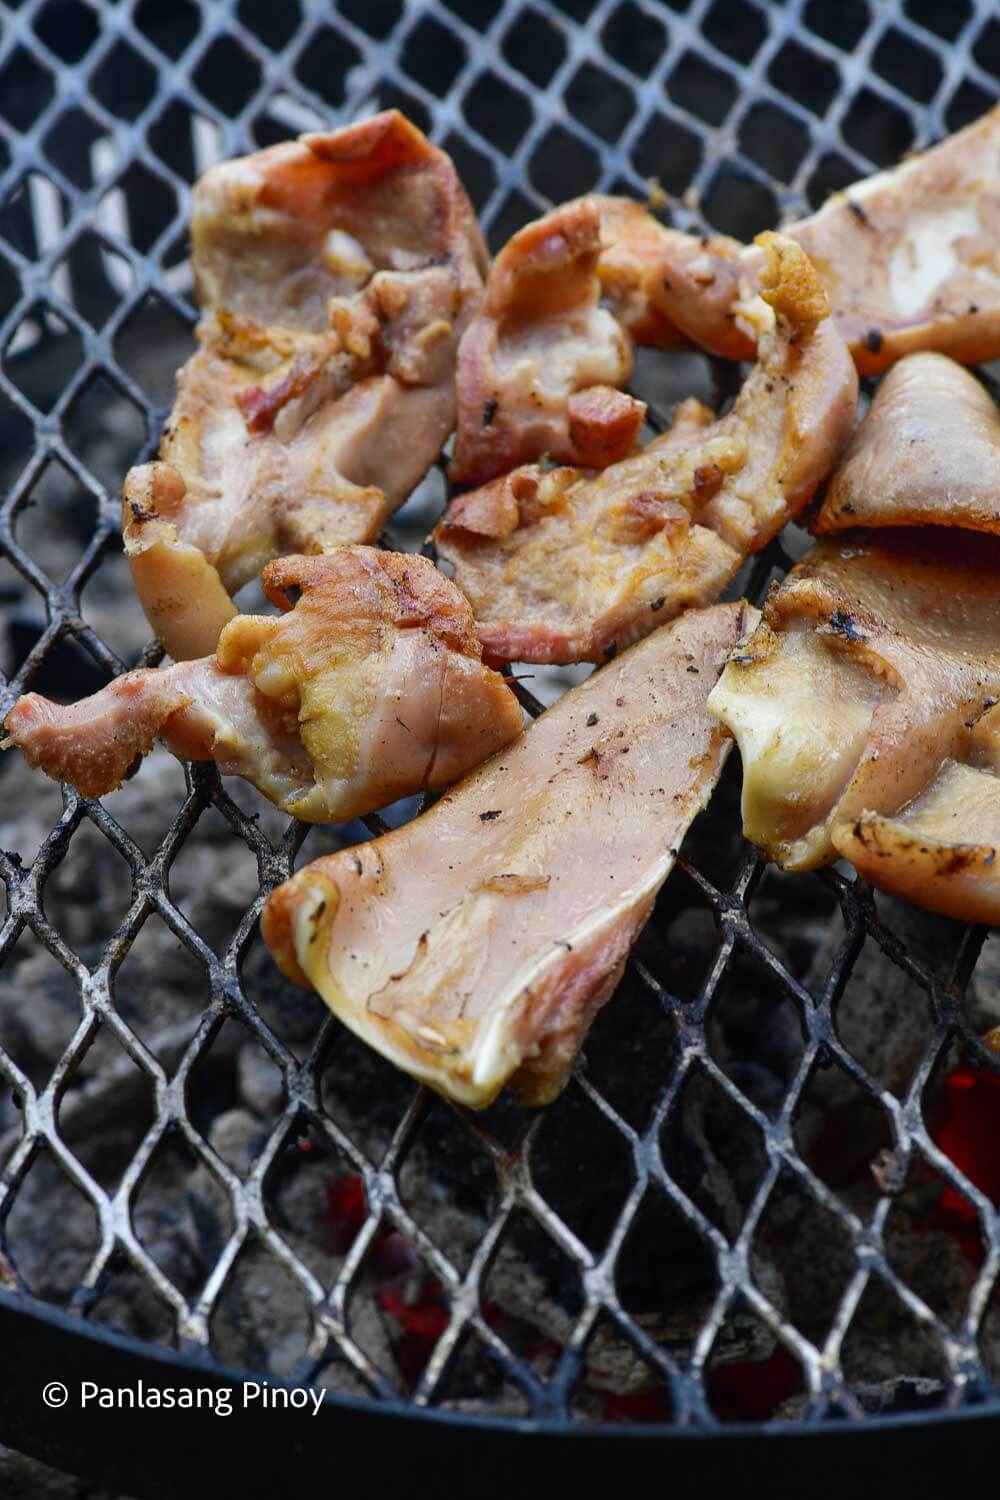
[
  {"x1": 434, "y1": 233, "x2": 856, "y2": 665},
  {"x1": 4, "y1": 550, "x2": 523, "y2": 823},
  {"x1": 654, "y1": 102, "x2": 1000, "y2": 374},
  {"x1": 448, "y1": 199, "x2": 644, "y2": 485},
  {"x1": 816, "y1": 353, "x2": 1000, "y2": 535},
  {"x1": 262, "y1": 602, "x2": 750, "y2": 1107},
  {"x1": 707, "y1": 530, "x2": 1000, "y2": 922},
  {"x1": 124, "y1": 110, "x2": 487, "y2": 661}
]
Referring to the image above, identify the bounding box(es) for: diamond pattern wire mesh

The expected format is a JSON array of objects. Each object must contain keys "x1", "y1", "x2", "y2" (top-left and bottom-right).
[{"x1": 0, "y1": 0, "x2": 998, "y2": 1436}]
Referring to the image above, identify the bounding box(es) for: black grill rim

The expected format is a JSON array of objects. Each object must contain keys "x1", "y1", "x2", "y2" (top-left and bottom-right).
[{"x1": 2, "y1": 1285, "x2": 999, "y2": 1499}]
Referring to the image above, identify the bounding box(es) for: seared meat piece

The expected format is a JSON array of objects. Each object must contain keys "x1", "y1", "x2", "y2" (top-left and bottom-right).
[
  {"x1": 449, "y1": 199, "x2": 645, "y2": 485},
  {"x1": 4, "y1": 550, "x2": 523, "y2": 823},
  {"x1": 816, "y1": 353, "x2": 1000, "y2": 535},
  {"x1": 707, "y1": 531, "x2": 1000, "y2": 922},
  {"x1": 262, "y1": 602, "x2": 749, "y2": 1107},
  {"x1": 5, "y1": 659, "x2": 311, "y2": 809},
  {"x1": 789, "y1": 99, "x2": 1000, "y2": 374},
  {"x1": 592, "y1": 196, "x2": 743, "y2": 350},
  {"x1": 591, "y1": 195, "x2": 691, "y2": 347},
  {"x1": 448, "y1": 195, "x2": 747, "y2": 487},
  {"x1": 655, "y1": 102, "x2": 1000, "y2": 374},
  {"x1": 124, "y1": 110, "x2": 487, "y2": 661},
  {"x1": 834, "y1": 757, "x2": 1000, "y2": 926},
  {"x1": 611, "y1": 205, "x2": 743, "y2": 360},
  {"x1": 434, "y1": 234, "x2": 856, "y2": 665}
]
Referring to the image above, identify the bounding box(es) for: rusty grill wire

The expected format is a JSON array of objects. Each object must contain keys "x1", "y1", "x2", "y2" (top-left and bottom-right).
[{"x1": 0, "y1": 0, "x2": 999, "y2": 1437}]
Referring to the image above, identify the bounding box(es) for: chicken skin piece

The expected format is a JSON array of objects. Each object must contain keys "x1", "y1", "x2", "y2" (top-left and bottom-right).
[
  {"x1": 3, "y1": 550, "x2": 523, "y2": 824},
  {"x1": 707, "y1": 531, "x2": 1000, "y2": 923},
  {"x1": 263, "y1": 602, "x2": 750, "y2": 1107},
  {"x1": 653, "y1": 102, "x2": 1000, "y2": 375},
  {"x1": 816, "y1": 353, "x2": 1000, "y2": 535},
  {"x1": 434, "y1": 233, "x2": 857, "y2": 665},
  {"x1": 123, "y1": 111, "x2": 487, "y2": 661}
]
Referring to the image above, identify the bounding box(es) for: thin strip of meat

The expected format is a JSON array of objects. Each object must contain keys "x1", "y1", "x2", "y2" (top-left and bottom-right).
[
  {"x1": 433, "y1": 233, "x2": 856, "y2": 665},
  {"x1": 707, "y1": 530, "x2": 1000, "y2": 922},
  {"x1": 815, "y1": 352, "x2": 1000, "y2": 535},
  {"x1": 262, "y1": 601, "x2": 751, "y2": 1108},
  {"x1": 654, "y1": 101, "x2": 1000, "y2": 375},
  {"x1": 448, "y1": 199, "x2": 645, "y2": 486},
  {"x1": 124, "y1": 111, "x2": 487, "y2": 661},
  {"x1": 3, "y1": 550, "x2": 523, "y2": 823}
]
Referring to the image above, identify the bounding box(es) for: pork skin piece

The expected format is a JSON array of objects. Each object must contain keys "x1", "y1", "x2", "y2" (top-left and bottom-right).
[
  {"x1": 262, "y1": 602, "x2": 750, "y2": 1107},
  {"x1": 433, "y1": 233, "x2": 857, "y2": 666},
  {"x1": 3, "y1": 550, "x2": 523, "y2": 823},
  {"x1": 654, "y1": 102, "x2": 1000, "y2": 375},
  {"x1": 707, "y1": 530, "x2": 1000, "y2": 922},
  {"x1": 448, "y1": 199, "x2": 645, "y2": 486},
  {"x1": 815, "y1": 353, "x2": 1000, "y2": 535},
  {"x1": 123, "y1": 110, "x2": 487, "y2": 661}
]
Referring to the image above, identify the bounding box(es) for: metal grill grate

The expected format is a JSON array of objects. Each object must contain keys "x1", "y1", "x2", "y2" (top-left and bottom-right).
[{"x1": 1, "y1": 0, "x2": 1000, "y2": 1469}]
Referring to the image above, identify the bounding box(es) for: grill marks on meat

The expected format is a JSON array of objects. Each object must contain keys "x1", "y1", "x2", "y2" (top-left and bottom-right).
[
  {"x1": 433, "y1": 233, "x2": 857, "y2": 665},
  {"x1": 3, "y1": 550, "x2": 523, "y2": 823},
  {"x1": 707, "y1": 531, "x2": 1000, "y2": 922},
  {"x1": 262, "y1": 602, "x2": 749, "y2": 1107},
  {"x1": 650, "y1": 102, "x2": 1000, "y2": 375},
  {"x1": 123, "y1": 110, "x2": 487, "y2": 661},
  {"x1": 448, "y1": 199, "x2": 645, "y2": 485},
  {"x1": 816, "y1": 352, "x2": 1000, "y2": 535}
]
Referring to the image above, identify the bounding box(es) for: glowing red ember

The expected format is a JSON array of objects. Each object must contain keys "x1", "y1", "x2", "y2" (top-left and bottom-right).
[
  {"x1": 932, "y1": 1064, "x2": 1000, "y2": 1218},
  {"x1": 326, "y1": 1172, "x2": 367, "y2": 1254},
  {"x1": 708, "y1": 1346, "x2": 803, "y2": 1423},
  {"x1": 380, "y1": 1280, "x2": 449, "y2": 1387}
]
